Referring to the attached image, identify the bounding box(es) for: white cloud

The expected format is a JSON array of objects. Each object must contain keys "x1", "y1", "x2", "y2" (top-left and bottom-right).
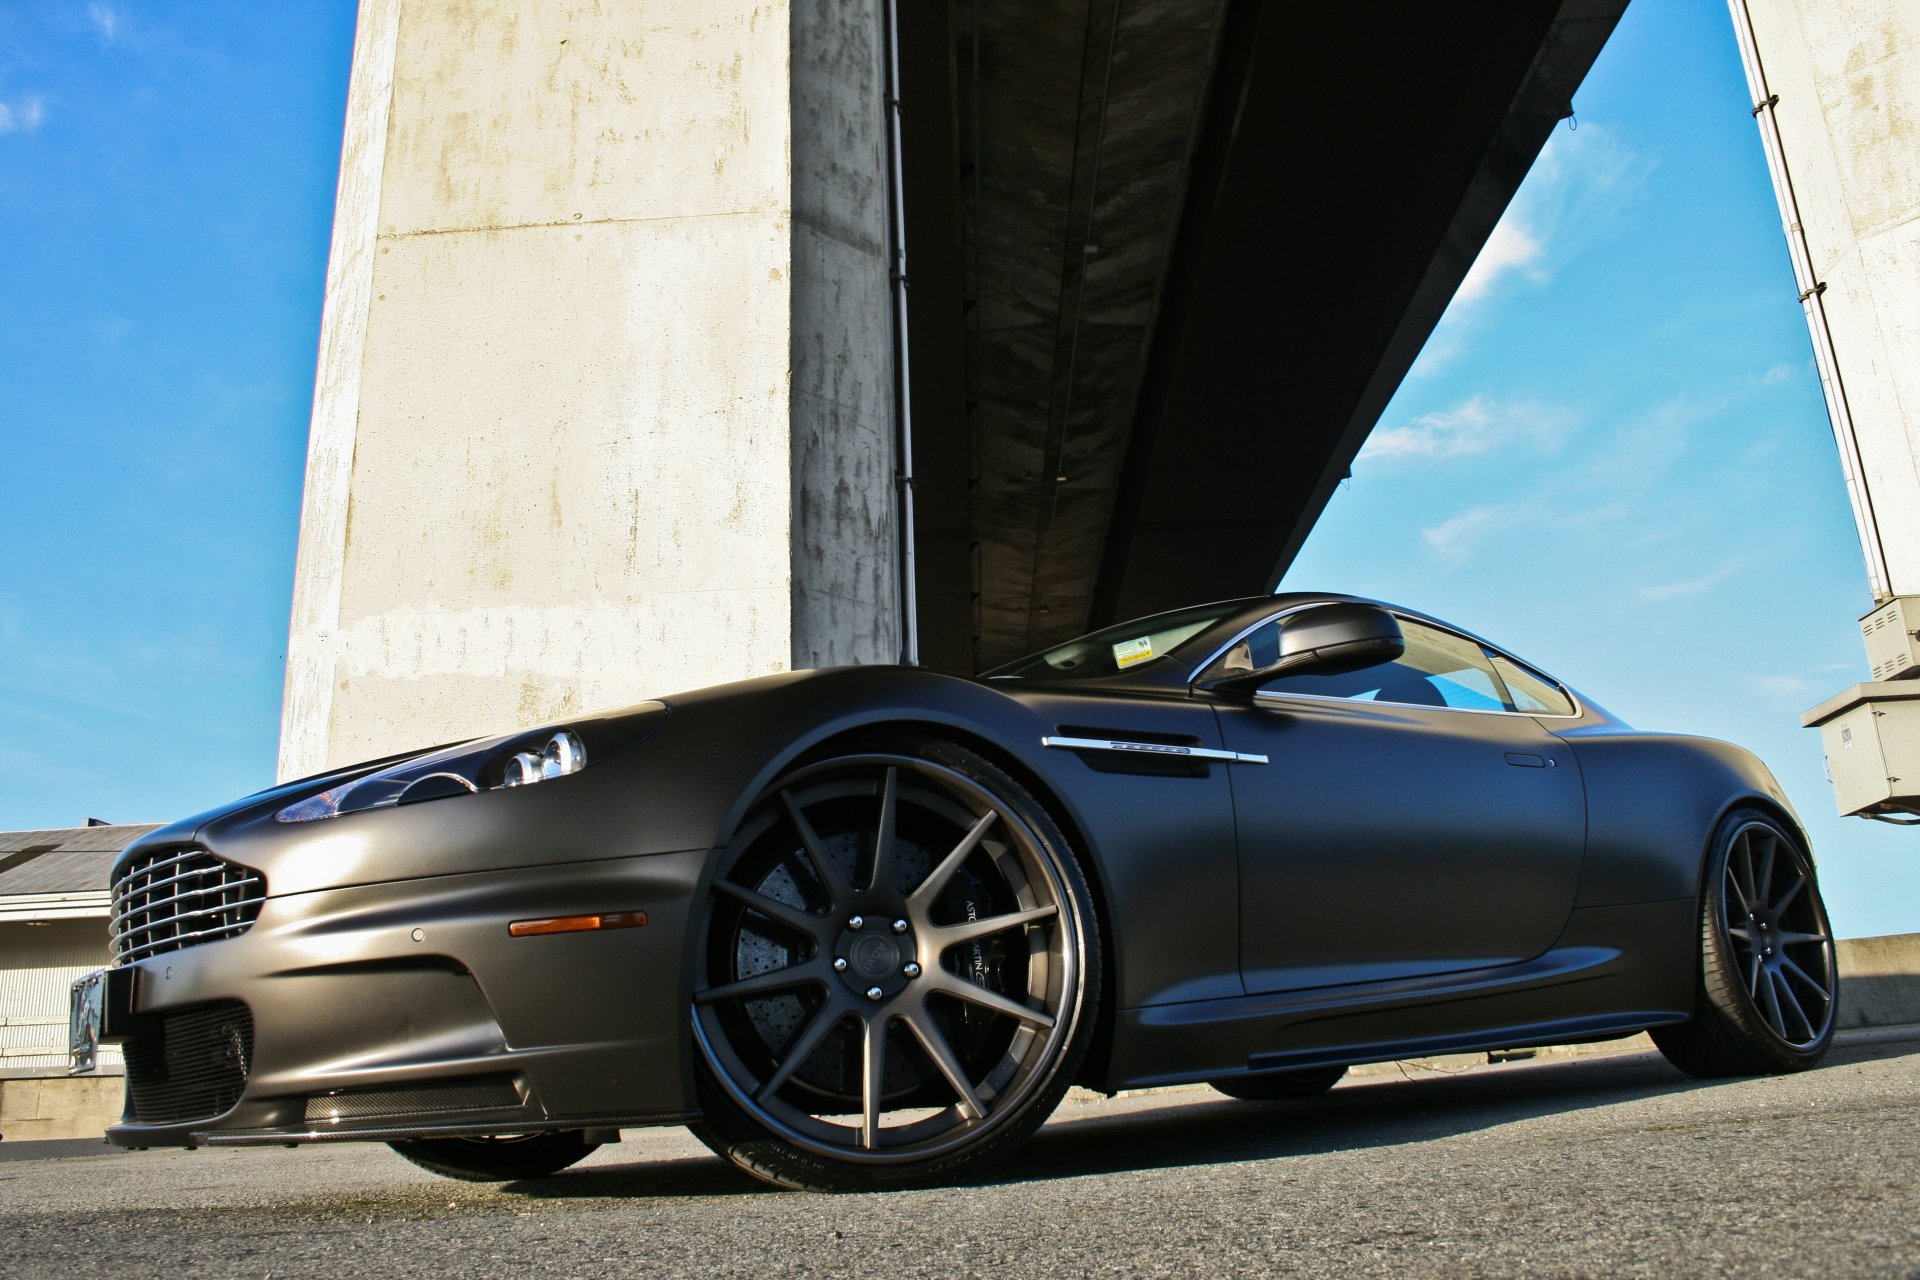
[
  {"x1": 1410, "y1": 123, "x2": 1652, "y2": 379},
  {"x1": 1362, "y1": 396, "x2": 1575, "y2": 463},
  {"x1": 1455, "y1": 219, "x2": 1547, "y2": 306},
  {"x1": 0, "y1": 96, "x2": 47, "y2": 134},
  {"x1": 1638, "y1": 556, "x2": 1747, "y2": 602},
  {"x1": 1418, "y1": 497, "x2": 1629, "y2": 569},
  {"x1": 1748, "y1": 672, "x2": 1816, "y2": 700},
  {"x1": 88, "y1": 4, "x2": 120, "y2": 41},
  {"x1": 1422, "y1": 503, "x2": 1524, "y2": 567}
]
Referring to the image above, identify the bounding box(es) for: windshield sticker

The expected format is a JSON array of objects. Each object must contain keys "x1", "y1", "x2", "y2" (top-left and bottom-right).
[{"x1": 1112, "y1": 636, "x2": 1154, "y2": 669}]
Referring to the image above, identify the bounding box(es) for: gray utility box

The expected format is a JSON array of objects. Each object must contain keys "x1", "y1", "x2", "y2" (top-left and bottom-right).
[
  {"x1": 1803, "y1": 681, "x2": 1920, "y2": 817},
  {"x1": 1861, "y1": 596, "x2": 1920, "y2": 681}
]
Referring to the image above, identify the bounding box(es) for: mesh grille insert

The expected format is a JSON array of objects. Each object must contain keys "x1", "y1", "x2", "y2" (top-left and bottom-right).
[
  {"x1": 111, "y1": 847, "x2": 264, "y2": 963},
  {"x1": 122, "y1": 1000, "x2": 254, "y2": 1126}
]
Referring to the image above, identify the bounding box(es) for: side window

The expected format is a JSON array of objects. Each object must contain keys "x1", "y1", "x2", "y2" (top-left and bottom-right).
[
  {"x1": 1489, "y1": 653, "x2": 1577, "y2": 716},
  {"x1": 1257, "y1": 618, "x2": 1509, "y2": 711}
]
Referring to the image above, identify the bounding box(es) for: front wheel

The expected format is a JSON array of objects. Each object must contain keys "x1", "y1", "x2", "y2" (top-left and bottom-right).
[
  {"x1": 689, "y1": 742, "x2": 1100, "y2": 1192},
  {"x1": 388, "y1": 1131, "x2": 600, "y2": 1181},
  {"x1": 1653, "y1": 808, "x2": 1838, "y2": 1078}
]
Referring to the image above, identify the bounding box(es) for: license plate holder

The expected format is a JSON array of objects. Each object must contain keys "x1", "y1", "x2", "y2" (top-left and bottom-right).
[{"x1": 68, "y1": 966, "x2": 139, "y2": 1076}]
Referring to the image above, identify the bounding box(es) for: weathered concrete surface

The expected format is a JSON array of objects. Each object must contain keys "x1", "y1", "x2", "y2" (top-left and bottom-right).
[
  {"x1": 282, "y1": 0, "x2": 897, "y2": 778},
  {"x1": 0, "y1": 1075, "x2": 119, "y2": 1143},
  {"x1": 1837, "y1": 931, "x2": 1920, "y2": 1026},
  {"x1": 1741, "y1": 0, "x2": 1920, "y2": 596},
  {"x1": 4, "y1": 1029, "x2": 1918, "y2": 1278}
]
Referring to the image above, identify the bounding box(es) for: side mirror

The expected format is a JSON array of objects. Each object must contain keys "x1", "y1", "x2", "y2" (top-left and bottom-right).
[{"x1": 1197, "y1": 603, "x2": 1405, "y2": 693}]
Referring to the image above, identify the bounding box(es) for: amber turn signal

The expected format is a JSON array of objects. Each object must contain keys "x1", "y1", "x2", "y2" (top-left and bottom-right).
[{"x1": 508, "y1": 910, "x2": 648, "y2": 937}]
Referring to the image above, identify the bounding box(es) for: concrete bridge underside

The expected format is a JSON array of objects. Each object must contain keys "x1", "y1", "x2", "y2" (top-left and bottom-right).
[
  {"x1": 281, "y1": 0, "x2": 1626, "y2": 775},
  {"x1": 906, "y1": 0, "x2": 1624, "y2": 672}
]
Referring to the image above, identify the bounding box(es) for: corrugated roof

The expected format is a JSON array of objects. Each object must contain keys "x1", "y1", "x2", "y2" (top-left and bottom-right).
[{"x1": 0, "y1": 825, "x2": 162, "y2": 896}]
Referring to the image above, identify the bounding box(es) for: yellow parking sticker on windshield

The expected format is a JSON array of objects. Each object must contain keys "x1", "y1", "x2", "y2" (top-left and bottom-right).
[{"x1": 1112, "y1": 636, "x2": 1154, "y2": 668}]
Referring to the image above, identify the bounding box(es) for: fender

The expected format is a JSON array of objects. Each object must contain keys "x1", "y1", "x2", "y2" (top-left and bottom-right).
[{"x1": 1553, "y1": 723, "x2": 1804, "y2": 909}]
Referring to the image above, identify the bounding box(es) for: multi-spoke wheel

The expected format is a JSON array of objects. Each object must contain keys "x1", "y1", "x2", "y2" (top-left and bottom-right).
[
  {"x1": 1208, "y1": 1065, "x2": 1347, "y2": 1101},
  {"x1": 689, "y1": 741, "x2": 1098, "y2": 1191},
  {"x1": 388, "y1": 1131, "x2": 600, "y2": 1182},
  {"x1": 1653, "y1": 808, "x2": 1837, "y2": 1078}
]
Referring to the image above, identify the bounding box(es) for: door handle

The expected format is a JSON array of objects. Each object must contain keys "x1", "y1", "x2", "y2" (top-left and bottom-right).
[{"x1": 1504, "y1": 752, "x2": 1550, "y2": 768}]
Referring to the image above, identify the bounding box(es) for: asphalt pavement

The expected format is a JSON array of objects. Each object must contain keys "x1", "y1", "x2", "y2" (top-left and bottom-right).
[{"x1": 3, "y1": 1028, "x2": 1917, "y2": 1278}]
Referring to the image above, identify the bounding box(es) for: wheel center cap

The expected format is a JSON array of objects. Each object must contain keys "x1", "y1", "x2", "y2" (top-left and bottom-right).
[
  {"x1": 834, "y1": 917, "x2": 918, "y2": 1001},
  {"x1": 850, "y1": 932, "x2": 900, "y2": 980}
]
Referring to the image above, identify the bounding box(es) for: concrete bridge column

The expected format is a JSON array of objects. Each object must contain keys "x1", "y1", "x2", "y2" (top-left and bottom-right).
[
  {"x1": 1734, "y1": 0, "x2": 1920, "y2": 605},
  {"x1": 280, "y1": 0, "x2": 899, "y2": 778}
]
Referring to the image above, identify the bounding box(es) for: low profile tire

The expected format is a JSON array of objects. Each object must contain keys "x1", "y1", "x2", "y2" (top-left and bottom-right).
[
  {"x1": 1654, "y1": 808, "x2": 1838, "y2": 1078},
  {"x1": 690, "y1": 741, "x2": 1100, "y2": 1192},
  {"x1": 388, "y1": 1132, "x2": 600, "y2": 1182},
  {"x1": 1208, "y1": 1065, "x2": 1348, "y2": 1101}
]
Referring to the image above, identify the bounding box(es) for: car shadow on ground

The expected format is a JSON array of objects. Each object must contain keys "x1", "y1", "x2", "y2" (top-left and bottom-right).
[
  {"x1": 985, "y1": 1032, "x2": 1920, "y2": 1189},
  {"x1": 980, "y1": 1052, "x2": 1706, "y2": 1188},
  {"x1": 513, "y1": 1054, "x2": 1697, "y2": 1200},
  {"x1": 509, "y1": 1031, "x2": 1919, "y2": 1200},
  {"x1": 506, "y1": 1152, "x2": 769, "y2": 1199}
]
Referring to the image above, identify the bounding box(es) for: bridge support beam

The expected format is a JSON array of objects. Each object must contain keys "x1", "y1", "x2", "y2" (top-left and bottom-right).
[
  {"x1": 280, "y1": 0, "x2": 900, "y2": 778},
  {"x1": 1732, "y1": 0, "x2": 1920, "y2": 817}
]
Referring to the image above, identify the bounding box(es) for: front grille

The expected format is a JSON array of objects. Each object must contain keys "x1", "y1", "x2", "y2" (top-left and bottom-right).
[
  {"x1": 123, "y1": 1001, "x2": 254, "y2": 1125},
  {"x1": 111, "y1": 847, "x2": 265, "y2": 963},
  {"x1": 304, "y1": 1076, "x2": 523, "y2": 1126}
]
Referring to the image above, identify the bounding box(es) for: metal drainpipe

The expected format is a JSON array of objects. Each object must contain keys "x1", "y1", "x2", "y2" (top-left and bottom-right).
[
  {"x1": 1727, "y1": 0, "x2": 1892, "y2": 603},
  {"x1": 882, "y1": 0, "x2": 921, "y2": 666}
]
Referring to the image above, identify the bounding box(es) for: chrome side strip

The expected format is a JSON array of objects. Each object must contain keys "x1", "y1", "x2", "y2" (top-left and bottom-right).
[{"x1": 1040, "y1": 735, "x2": 1269, "y2": 765}]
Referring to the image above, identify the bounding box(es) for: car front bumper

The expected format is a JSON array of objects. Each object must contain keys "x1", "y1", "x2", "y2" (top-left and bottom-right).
[{"x1": 102, "y1": 847, "x2": 707, "y2": 1148}]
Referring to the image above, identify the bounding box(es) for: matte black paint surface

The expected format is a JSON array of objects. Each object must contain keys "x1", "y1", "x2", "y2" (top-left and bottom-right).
[
  {"x1": 1220, "y1": 697, "x2": 1585, "y2": 994},
  {"x1": 99, "y1": 595, "x2": 1805, "y2": 1149}
]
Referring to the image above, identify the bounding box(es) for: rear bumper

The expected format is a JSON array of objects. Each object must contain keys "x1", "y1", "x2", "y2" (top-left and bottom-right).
[{"x1": 102, "y1": 848, "x2": 706, "y2": 1148}]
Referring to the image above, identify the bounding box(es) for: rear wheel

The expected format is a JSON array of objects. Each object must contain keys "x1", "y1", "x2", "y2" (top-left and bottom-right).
[
  {"x1": 388, "y1": 1131, "x2": 600, "y2": 1182},
  {"x1": 690, "y1": 742, "x2": 1099, "y2": 1191},
  {"x1": 1654, "y1": 808, "x2": 1837, "y2": 1078},
  {"x1": 1209, "y1": 1065, "x2": 1347, "y2": 1101}
]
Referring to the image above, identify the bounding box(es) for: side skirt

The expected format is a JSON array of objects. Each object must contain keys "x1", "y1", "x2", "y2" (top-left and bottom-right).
[
  {"x1": 193, "y1": 1109, "x2": 701, "y2": 1148},
  {"x1": 1102, "y1": 899, "x2": 1696, "y2": 1091}
]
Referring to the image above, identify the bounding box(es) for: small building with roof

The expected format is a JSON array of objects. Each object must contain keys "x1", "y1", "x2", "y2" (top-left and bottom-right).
[{"x1": 0, "y1": 823, "x2": 157, "y2": 1137}]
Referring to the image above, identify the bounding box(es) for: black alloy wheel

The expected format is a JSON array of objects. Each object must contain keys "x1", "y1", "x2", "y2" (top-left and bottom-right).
[
  {"x1": 690, "y1": 742, "x2": 1099, "y2": 1191},
  {"x1": 1209, "y1": 1064, "x2": 1348, "y2": 1101},
  {"x1": 388, "y1": 1131, "x2": 600, "y2": 1181},
  {"x1": 1654, "y1": 808, "x2": 1838, "y2": 1077}
]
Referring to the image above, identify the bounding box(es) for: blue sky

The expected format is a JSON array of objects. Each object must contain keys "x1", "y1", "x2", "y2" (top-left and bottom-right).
[
  {"x1": 2, "y1": 3, "x2": 1914, "y2": 937},
  {"x1": 1284, "y1": 1, "x2": 1920, "y2": 939}
]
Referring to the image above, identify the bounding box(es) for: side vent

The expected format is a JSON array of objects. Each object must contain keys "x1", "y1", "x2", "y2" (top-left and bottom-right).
[{"x1": 1046, "y1": 726, "x2": 1215, "y2": 777}]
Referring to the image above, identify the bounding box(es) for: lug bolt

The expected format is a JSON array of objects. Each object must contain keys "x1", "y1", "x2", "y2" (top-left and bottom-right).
[
  {"x1": 833, "y1": 957, "x2": 848, "y2": 973},
  {"x1": 903, "y1": 962, "x2": 921, "y2": 979},
  {"x1": 849, "y1": 915, "x2": 866, "y2": 931},
  {"x1": 892, "y1": 918, "x2": 909, "y2": 934},
  {"x1": 866, "y1": 986, "x2": 884, "y2": 1002},
  {"x1": 1759, "y1": 921, "x2": 1768, "y2": 930}
]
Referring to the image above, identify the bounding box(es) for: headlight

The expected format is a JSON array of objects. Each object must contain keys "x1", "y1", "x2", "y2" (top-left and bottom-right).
[
  {"x1": 275, "y1": 707, "x2": 661, "y2": 823},
  {"x1": 498, "y1": 730, "x2": 587, "y2": 789}
]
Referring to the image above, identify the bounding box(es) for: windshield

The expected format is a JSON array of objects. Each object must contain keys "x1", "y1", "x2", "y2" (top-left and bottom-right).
[{"x1": 989, "y1": 601, "x2": 1249, "y2": 681}]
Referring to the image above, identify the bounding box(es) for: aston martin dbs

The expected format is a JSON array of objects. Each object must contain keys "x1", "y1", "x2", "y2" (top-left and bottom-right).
[{"x1": 75, "y1": 595, "x2": 1838, "y2": 1190}]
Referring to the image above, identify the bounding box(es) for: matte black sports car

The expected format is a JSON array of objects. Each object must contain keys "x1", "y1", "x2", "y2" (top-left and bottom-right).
[{"x1": 74, "y1": 595, "x2": 1838, "y2": 1190}]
